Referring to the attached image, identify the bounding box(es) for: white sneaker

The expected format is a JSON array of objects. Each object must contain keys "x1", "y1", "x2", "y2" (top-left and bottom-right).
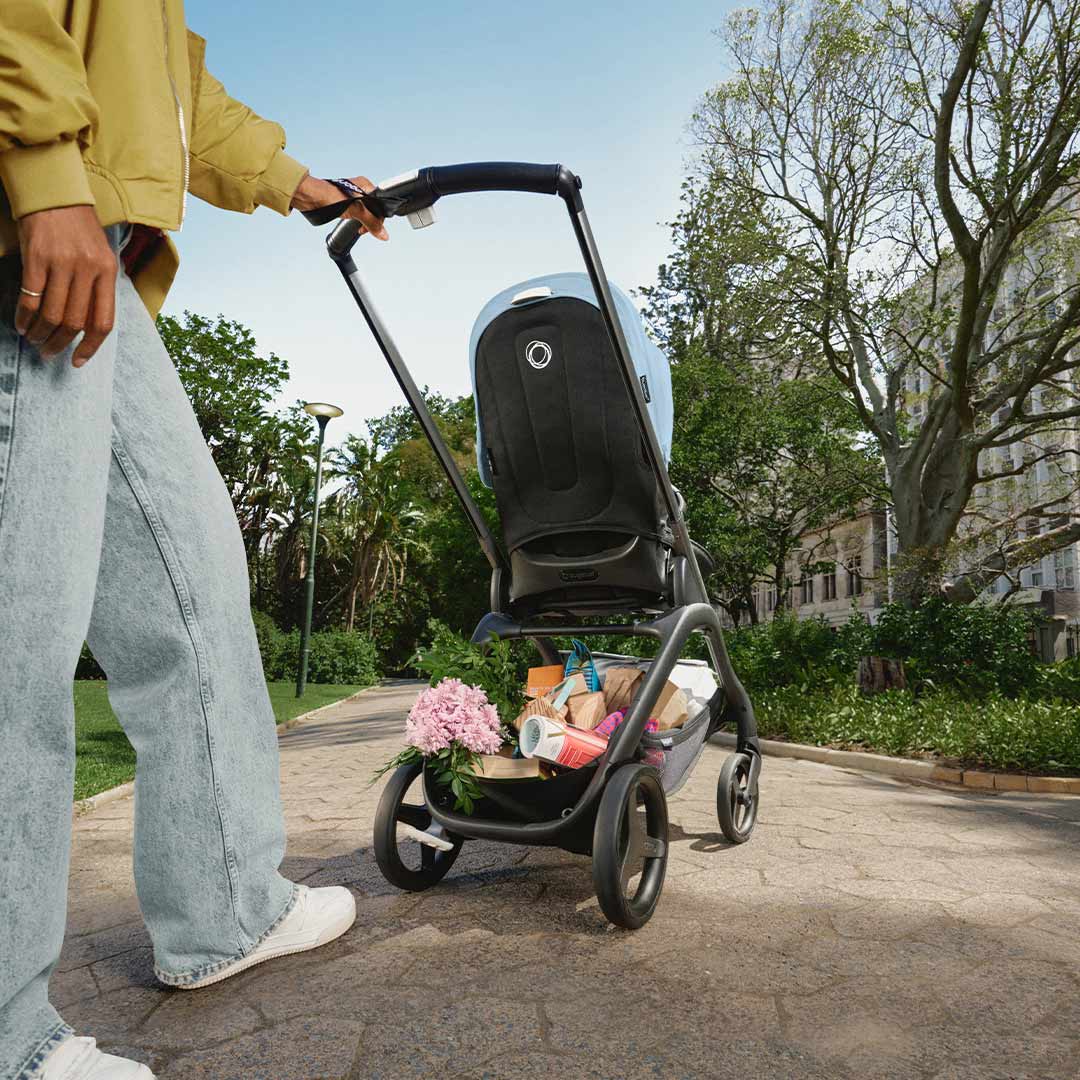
[
  {"x1": 175, "y1": 885, "x2": 356, "y2": 990},
  {"x1": 41, "y1": 1036, "x2": 154, "y2": 1079}
]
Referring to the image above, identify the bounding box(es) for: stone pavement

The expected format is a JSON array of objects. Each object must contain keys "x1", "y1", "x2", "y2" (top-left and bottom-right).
[{"x1": 59, "y1": 681, "x2": 1080, "y2": 1079}]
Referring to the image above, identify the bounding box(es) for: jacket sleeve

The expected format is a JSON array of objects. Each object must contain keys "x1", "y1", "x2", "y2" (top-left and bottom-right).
[
  {"x1": 186, "y1": 31, "x2": 308, "y2": 216},
  {"x1": 0, "y1": 2, "x2": 98, "y2": 219}
]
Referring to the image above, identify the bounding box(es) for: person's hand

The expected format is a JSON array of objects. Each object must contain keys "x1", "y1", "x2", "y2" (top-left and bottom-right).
[
  {"x1": 15, "y1": 205, "x2": 117, "y2": 367},
  {"x1": 290, "y1": 173, "x2": 389, "y2": 240}
]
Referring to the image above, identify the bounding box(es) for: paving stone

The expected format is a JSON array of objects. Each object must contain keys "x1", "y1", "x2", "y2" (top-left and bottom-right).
[
  {"x1": 58, "y1": 681, "x2": 1080, "y2": 1080},
  {"x1": 156, "y1": 1016, "x2": 364, "y2": 1079}
]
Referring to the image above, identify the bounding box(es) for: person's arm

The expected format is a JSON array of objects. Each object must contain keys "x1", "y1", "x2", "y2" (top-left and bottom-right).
[
  {"x1": 186, "y1": 31, "x2": 386, "y2": 238},
  {"x1": 1, "y1": 2, "x2": 117, "y2": 364}
]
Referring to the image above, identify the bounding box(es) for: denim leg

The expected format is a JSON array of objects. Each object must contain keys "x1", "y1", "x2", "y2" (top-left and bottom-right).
[
  {"x1": 0, "y1": 272, "x2": 117, "y2": 1078},
  {"x1": 84, "y1": 273, "x2": 294, "y2": 985}
]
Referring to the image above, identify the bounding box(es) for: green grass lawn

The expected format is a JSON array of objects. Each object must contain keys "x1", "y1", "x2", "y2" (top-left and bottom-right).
[{"x1": 73, "y1": 681, "x2": 366, "y2": 801}]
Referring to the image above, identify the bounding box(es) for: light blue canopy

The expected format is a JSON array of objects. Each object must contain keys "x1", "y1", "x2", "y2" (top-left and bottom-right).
[{"x1": 469, "y1": 272, "x2": 673, "y2": 488}]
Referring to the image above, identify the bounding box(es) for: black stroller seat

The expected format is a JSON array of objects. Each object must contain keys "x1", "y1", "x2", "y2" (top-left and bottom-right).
[{"x1": 472, "y1": 276, "x2": 714, "y2": 617}]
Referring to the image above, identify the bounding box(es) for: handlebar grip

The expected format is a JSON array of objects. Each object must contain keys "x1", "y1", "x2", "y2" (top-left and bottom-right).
[{"x1": 427, "y1": 162, "x2": 573, "y2": 199}]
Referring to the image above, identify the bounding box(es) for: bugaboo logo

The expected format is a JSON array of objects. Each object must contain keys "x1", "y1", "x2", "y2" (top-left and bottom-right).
[{"x1": 525, "y1": 340, "x2": 552, "y2": 370}]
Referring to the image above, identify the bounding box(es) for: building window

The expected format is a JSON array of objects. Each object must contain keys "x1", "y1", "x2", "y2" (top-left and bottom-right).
[
  {"x1": 800, "y1": 566, "x2": 815, "y2": 605},
  {"x1": 823, "y1": 565, "x2": 837, "y2": 601},
  {"x1": 768, "y1": 584, "x2": 778, "y2": 612},
  {"x1": 1055, "y1": 547, "x2": 1076, "y2": 591},
  {"x1": 1030, "y1": 570, "x2": 1044, "y2": 588},
  {"x1": 1068, "y1": 625, "x2": 1080, "y2": 658},
  {"x1": 847, "y1": 556, "x2": 863, "y2": 598}
]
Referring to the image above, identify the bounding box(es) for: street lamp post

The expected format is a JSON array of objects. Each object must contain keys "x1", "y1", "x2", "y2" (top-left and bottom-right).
[{"x1": 296, "y1": 401, "x2": 344, "y2": 697}]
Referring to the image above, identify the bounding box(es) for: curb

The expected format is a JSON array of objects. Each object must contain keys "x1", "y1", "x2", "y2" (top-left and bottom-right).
[
  {"x1": 73, "y1": 781, "x2": 135, "y2": 817},
  {"x1": 275, "y1": 682, "x2": 381, "y2": 732},
  {"x1": 73, "y1": 684, "x2": 384, "y2": 817},
  {"x1": 710, "y1": 732, "x2": 1080, "y2": 795}
]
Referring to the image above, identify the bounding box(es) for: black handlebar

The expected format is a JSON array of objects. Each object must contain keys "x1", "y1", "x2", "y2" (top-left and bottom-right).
[
  {"x1": 426, "y1": 162, "x2": 578, "y2": 200},
  {"x1": 304, "y1": 162, "x2": 583, "y2": 250}
]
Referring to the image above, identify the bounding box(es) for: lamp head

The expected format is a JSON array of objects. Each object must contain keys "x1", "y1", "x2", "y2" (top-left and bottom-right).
[{"x1": 303, "y1": 402, "x2": 344, "y2": 422}]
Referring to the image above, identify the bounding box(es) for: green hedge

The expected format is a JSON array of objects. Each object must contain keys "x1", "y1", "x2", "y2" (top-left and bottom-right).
[
  {"x1": 77, "y1": 613, "x2": 381, "y2": 687},
  {"x1": 253, "y1": 610, "x2": 380, "y2": 685},
  {"x1": 752, "y1": 684, "x2": 1080, "y2": 773},
  {"x1": 726, "y1": 600, "x2": 1041, "y2": 697}
]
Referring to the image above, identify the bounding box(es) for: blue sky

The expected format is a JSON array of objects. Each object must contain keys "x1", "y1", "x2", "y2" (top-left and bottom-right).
[{"x1": 172, "y1": 0, "x2": 737, "y2": 445}]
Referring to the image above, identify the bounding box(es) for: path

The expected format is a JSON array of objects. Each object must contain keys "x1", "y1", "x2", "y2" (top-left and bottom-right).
[{"x1": 57, "y1": 681, "x2": 1080, "y2": 1079}]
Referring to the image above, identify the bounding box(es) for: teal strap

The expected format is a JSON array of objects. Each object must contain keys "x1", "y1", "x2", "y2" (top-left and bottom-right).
[{"x1": 563, "y1": 639, "x2": 600, "y2": 692}]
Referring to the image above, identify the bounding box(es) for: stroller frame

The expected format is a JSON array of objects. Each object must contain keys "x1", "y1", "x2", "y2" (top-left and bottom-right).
[{"x1": 317, "y1": 162, "x2": 760, "y2": 922}]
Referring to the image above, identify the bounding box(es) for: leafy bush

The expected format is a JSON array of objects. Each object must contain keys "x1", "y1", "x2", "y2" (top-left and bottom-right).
[
  {"x1": 726, "y1": 612, "x2": 849, "y2": 692},
  {"x1": 750, "y1": 684, "x2": 1080, "y2": 773},
  {"x1": 251, "y1": 610, "x2": 284, "y2": 677},
  {"x1": 1036, "y1": 656, "x2": 1080, "y2": 703},
  {"x1": 724, "y1": 600, "x2": 1040, "y2": 698},
  {"x1": 412, "y1": 619, "x2": 528, "y2": 726},
  {"x1": 254, "y1": 611, "x2": 379, "y2": 686},
  {"x1": 871, "y1": 598, "x2": 1038, "y2": 697},
  {"x1": 76, "y1": 643, "x2": 106, "y2": 680}
]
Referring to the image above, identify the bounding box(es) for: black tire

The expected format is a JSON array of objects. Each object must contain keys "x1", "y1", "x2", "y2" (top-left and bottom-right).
[
  {"x1": 592, "y1": 764, "x2": 669, "y2": 929},
  {"x1": 717, "y1": 752, "x2": 759, "y2": 844},
  {"x1": 373, "y1": 761, "x2": 463, "y2": 891}
]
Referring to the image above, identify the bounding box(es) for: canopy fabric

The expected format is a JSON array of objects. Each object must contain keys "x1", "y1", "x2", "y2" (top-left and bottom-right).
[{"x1": 469, "y1": 272, "x2": 673, "y2": 488}]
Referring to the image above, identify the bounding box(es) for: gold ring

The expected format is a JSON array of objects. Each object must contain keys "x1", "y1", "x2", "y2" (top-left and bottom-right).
[{"x1": 19, "y1": 286, "x2": 43, "y2": 298}]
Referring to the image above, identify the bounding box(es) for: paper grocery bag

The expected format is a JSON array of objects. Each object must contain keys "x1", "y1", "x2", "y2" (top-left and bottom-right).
[
  {"x1": 603, "y1": 666, "x2": 644, "y2": 713},
  {"x1": 526, "y1": 665, "x2": 565, "y2": 699},
  {"x1": 512, "y1": 693, "x2": 567, "y2": 732},
  {"x1": 652, "y1": 681, "x2": 689, "y2": 731},
  {"x1": 470, "y1": 747, "x2": 542, "y2": 780},
  {"x1": 566, "y1": 690, "x2": 608, "y2": 731},
  {"x1": 558, "y1": 672, "x2": 590, "y2": 700}
]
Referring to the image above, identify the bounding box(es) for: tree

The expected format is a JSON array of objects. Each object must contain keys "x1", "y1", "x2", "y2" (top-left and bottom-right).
[
  {"x1": 158, "y1": 311, "x2": 294, "y2": 570},
  {"x1": 695, "y1": 0, "x2": 1080, "y2": 603},
  {"x1": 643, "y1": 177, "x2": 884, "y2": 623},
  {"x1": 326, "y1": 436, "x2": 425, "y2": 632}
]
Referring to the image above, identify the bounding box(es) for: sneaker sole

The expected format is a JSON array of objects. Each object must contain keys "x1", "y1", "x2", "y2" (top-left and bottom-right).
[{"x1": 172, "y1": 902, "x2": 356, "y2": 991}]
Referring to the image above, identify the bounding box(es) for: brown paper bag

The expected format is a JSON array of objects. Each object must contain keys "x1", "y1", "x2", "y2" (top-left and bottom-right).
[
  {"x1": 566, "y1": 690, "x2": 608, "y2": 731},
  {"x1": 557, "y1": 671, "x2": 590, "y2": 700},
  {"x1": 470, "y1": 747, "x2": 542, "y2": 780},
  {"x1": 526, "y1": 665, "x2": 565, "y2": 699},
  {"x1": 512, "y1": 693, "x2": 567, "y2": 732},
  {"x1": 603, "y1": 666, "x2": 644, "y2": 712},
  {"x1": 652, "y1": 681, "x2": 688, "y2": 731}
]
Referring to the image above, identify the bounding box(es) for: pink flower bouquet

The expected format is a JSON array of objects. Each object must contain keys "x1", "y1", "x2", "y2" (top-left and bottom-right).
[{"x1": 376, "y1": 678, "x2": 507, "y2": 813}]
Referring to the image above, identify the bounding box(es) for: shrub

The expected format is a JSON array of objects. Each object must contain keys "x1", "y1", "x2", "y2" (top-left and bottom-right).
[
  {"x1": 251, "y1": 610, "x2": 284, "y2": 677},
  {"x1": 1036, "y1": 656, "x2": 1080, "y2": 703},
  {"x1": 870, "y1": 598, "x2": 1039, "y2": 697},
  {"x1": 723, "y1": 600, "x2": 1040, "y2": 698},
  {"x1": 750, "y1": 684, "x2": 1080, "y2": 773},
  {"x1": 76, "y1": 643, "x2": 106, "y2": 680},
  {"x1": 254, "y1": 611, "x2": 379, "y2": 686},
  {"x1": 726, "y1": 611, "x2": 851, "y2": 693},
  {"x1": 303, "y1": 630, "x2": 380, "y2": 685}
]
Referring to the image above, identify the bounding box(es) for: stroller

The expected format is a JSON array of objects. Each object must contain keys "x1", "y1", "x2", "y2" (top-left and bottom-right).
[{"x1": 305, "y1": 163, "x2": 762, "y2": 927}]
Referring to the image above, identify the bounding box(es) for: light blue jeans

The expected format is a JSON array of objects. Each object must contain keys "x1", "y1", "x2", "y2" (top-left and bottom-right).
[{"x1": 0, "y1": 227, "x2": 296, "y2": 1080}]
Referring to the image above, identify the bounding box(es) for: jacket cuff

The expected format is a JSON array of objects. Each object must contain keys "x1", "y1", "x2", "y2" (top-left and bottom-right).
[
  {"x1": 256, "y1": 148, "x2": 308, "y2": 216},
  {"x1": 0, "y1": 140, "x2": 94, "y2": 219}
]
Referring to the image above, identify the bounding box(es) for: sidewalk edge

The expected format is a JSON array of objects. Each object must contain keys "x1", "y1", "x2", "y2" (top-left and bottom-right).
[{"x1": 710, "y1": 732, "x2": 1080, "y2": 795}]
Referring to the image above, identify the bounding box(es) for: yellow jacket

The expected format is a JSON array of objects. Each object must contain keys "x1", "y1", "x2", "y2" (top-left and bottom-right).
[{"x1": 0, "y1": 1, "x2": 308, "y2": 315}]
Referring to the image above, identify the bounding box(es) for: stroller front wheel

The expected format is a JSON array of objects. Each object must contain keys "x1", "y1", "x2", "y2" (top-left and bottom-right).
[
  {"x1": 373, "y1": 761, "x2": 464, "y2": 891},
  {"x1": 592, "y1": 763, "x2": 669, "y2": 929},
  {"x1": 717, "y1": 752, "x2": 758, "y2": 844}
]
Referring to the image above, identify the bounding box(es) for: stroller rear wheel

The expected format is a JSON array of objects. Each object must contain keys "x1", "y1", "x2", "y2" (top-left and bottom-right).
[
  {"x1": 592, "y1": 764, "x2": 669, "y2": 929},
  {"x1": 717, "y1": 751, "x2": 758, "y2": 844},
  {"x1": 374, "y1": 761, "x2": 463, "y2": 891}
]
